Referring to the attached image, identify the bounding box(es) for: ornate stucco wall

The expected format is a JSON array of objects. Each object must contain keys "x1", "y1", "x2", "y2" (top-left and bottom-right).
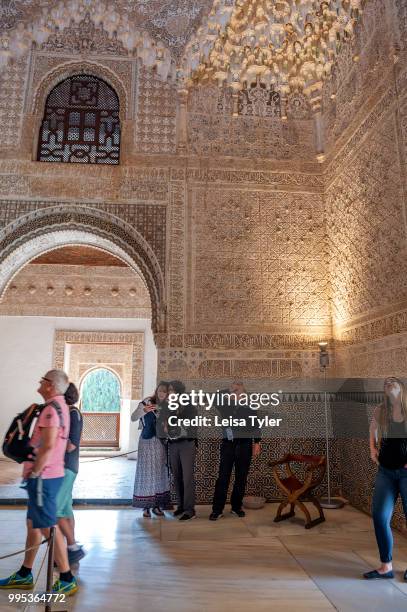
[
  {"x1": 322, "y1": 0, "x2": 407, "y2": 526},
  {"x1": 0, "y1": 263, "x2": 151, "y2": 318},
  {"x1": 0, "y1": 1, "x2": 406, "y2": 387},
  {"x1": 324, "y1": 0, "x2": 407, "y2": 379},
  {"x1": 1, "y1": 0, "x2": 407, "y2": 518},
  {"x1": 0, "y1": 10, "x2": 330, "y2": 389}
]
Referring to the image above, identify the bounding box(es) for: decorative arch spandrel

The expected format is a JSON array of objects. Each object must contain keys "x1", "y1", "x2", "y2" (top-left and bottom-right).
[{"x1": 0, "y1": 204, "x2": 166, "y2": 334}]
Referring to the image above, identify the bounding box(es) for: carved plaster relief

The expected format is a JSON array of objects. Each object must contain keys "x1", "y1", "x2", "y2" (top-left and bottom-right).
[
  {"x1": 327, "y1": 111, "x2": 407, "y2": 330},
  {"x1": 189, "y1": 187, "x2": 330, "y2": 333},
  {"x1": 53, "y1": 330, "x2": 144, "y2": 400},
  {"x1": 0, "y1": 263, "x2": 151, "y2": 318},
  {"x1": 187, "y1": 85, "x2": 315, "y2": 160}
]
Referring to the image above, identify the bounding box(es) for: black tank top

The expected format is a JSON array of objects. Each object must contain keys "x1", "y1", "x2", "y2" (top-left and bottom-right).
[{"x1": 378, "y1": 419, "x2": 407, "y2": 469}]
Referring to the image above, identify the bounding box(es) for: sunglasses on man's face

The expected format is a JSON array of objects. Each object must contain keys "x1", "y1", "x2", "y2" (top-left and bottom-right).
[{"x1": 40, "y1": 377, "x2": 51, "y2": 383}]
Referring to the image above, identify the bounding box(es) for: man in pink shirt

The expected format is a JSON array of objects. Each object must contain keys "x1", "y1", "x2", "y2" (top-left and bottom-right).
[{"x1": 0, "y1": 370, "x2": 78, "y2": 595}]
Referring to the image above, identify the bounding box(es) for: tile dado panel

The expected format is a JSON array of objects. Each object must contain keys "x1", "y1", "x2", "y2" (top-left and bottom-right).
[
  {"x1": 195, "y1": 437, "x2": 341, "y2": 506},
  {"x1": 188, "y1": 400, "x2": 342, "y2": 505}
]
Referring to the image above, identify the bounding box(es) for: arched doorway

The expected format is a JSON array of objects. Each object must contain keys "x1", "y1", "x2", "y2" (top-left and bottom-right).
[
  {"x1": 0, "y1": 204, "x2": 166, "y2": 334},
  {"x1": 80, "y1": 367, "x2": 122, "y2": 448},
  {"x1": 0, "y1": 240, "x2": 158, "y2": 454}
]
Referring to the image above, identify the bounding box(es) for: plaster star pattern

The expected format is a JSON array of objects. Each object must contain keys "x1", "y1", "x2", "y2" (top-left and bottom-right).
[
  {"x1": 328, "y1": 81, "x2": 397, "y2": 177},
  {"x1": 53, "y1": 330, "x2": 144, "y2": 400},
  {"x1": 0, "y1": 263, "x2": 151, "y2": 318},
  {"x1": 327, "y1": 111, "x2": 407, "y2": 327},
  {"x1": 188, "y1": 84, "x2": 315, "y2": 160},
  {"x1": 134, "y1": 66, "x2": 176, "y2": 154},
  {"x1": 191, "y1": 188, "x2": 330, "y2": 330},
  {"x1": 323, "y1": 0, "x2": 391, "y2": 153},
  {"x1": 0, "y1": 53, "x2": 28, "y2": 146}
]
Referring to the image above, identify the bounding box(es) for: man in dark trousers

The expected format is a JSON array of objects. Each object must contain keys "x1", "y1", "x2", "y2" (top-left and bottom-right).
[
  {"x1": 210, "y1": 380, "x2": 261, "y2": 520},
  {"x1": 160, "y1": 380, "x2": 198, "y2": 521}
]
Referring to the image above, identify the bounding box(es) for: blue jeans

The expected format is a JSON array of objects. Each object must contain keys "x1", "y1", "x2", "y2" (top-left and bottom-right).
[{"x1": 372, "y1": 465, "x2": 407, "y2": 562}]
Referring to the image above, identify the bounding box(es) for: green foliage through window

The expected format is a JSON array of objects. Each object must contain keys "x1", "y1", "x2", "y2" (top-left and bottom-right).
[{"x1": 81, "y1": 368, "x2": 121, "y2": 413}]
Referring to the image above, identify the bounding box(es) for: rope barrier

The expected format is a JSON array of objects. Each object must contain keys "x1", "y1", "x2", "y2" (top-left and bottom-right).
[
  {"x1": 0, "y1": 446, "x2": 143, "y2": 602},
  {"x1": 0, "y1": 448, "x2": 140, "y2": 566},
  {"x1": 80, "y1": 448, "x2": 138, "y2": 463},
  {"x1": 0, "y1": 538, "x2": 49, "y2": 561},
  {"x1": 22, "y1": 538, "x2": 50, "y2": 612}
]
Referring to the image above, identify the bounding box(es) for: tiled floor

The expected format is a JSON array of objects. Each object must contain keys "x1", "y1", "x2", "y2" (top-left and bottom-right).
[
  {"x1": 0, "y1": 458, "x2": 135, "y2": 501},
  {"x1": 0, "y1": 504, "x2": 407, "y2": 611}
]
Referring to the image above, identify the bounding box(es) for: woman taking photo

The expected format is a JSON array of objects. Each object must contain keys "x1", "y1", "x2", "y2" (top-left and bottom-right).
[
  {"x1": 131, "y1": 382, "x2": 172, "y2": 517},
  {"x1": 364, "y1": 377, "x2": 407, "y2": 580}
]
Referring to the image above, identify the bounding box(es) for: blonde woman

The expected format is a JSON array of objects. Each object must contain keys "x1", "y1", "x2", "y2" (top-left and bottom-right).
[{"x1": 364, "y1": 377, "x2": 407, "y2": 580}]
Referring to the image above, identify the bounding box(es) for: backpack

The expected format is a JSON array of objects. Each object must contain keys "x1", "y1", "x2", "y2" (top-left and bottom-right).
[{"x1": 2, "y1": 400, "x2": 64, "y2": 464}]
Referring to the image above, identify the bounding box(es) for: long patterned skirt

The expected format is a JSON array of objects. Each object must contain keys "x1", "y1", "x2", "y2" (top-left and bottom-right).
[{"x1": 132, "y1": 436, "x2": 173, "y2": 509}]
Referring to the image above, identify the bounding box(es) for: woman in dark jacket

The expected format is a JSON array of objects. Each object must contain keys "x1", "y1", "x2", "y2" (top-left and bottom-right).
[{"x1": 131, "y1": 382, "x2": 172, "y2": 517}]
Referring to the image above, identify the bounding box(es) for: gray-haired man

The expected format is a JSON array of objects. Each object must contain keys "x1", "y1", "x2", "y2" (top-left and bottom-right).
[{"x1": 0, "y1": 370, "x2": 78, "y2": 596}]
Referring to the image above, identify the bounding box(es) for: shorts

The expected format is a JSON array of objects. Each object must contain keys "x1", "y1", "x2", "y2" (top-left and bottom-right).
[
  {"x1": 56, "y1": 468, "x2": 77, "y2": 518},
  {"x1": 26, "y1": 476, "x2": 63, "y2": 529}
]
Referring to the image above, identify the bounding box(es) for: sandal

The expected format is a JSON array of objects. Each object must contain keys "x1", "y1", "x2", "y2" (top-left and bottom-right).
[
  {"x1": 143, "y1": 508, "x2": 151, "y2": 518},
  {"x1": 152, "y1": 507, "x2": 164, "y2": 516}
]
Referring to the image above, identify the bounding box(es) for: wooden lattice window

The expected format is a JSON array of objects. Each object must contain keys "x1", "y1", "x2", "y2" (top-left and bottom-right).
[{"x1": 37, "y1": 74, "x2": 120, "y2": 165}]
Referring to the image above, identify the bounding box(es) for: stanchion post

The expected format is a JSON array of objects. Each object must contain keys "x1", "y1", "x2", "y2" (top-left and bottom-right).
[{"x1": 45, "y1": 527, "x2": 55, "y2": 612}]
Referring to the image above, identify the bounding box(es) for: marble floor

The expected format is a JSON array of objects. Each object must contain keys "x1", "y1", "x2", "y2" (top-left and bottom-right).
[
  {"x1": 0, "y1": 504, "x2": 407, "y2": 612},
  {"x1": 0, "y1": 458, "x2": 135, "y2": 502}
]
